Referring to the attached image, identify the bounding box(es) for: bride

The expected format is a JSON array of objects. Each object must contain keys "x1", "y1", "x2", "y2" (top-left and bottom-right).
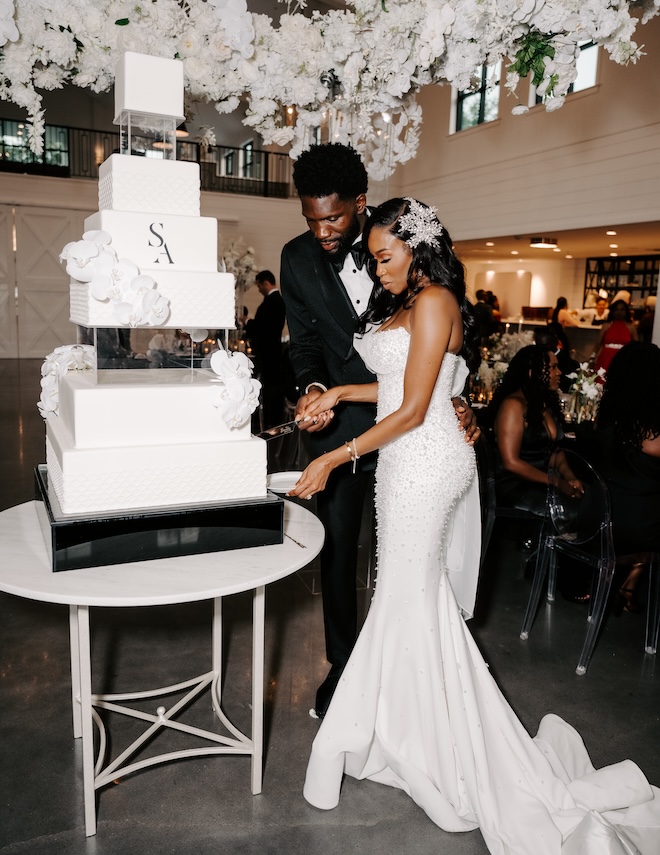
[{"x1": 289, "y1": 198, "x2": 659, "y2": 854}]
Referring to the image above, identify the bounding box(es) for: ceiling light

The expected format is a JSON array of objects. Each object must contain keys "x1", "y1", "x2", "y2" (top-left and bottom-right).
[
  {"x1": 609, "y1": 243, "x2": 618, "y2": 248},
  {"x1": 566, "y1": 254, "x2": 573, "y2": 259},
  {"x1": 175, "y1": 123, "x2": 189, "y2": 138},
  {"x1": 529, "y1": 237, "x2": 557, "y2": 248},
  {"x1": 606, "y1": 230, "x2": 617, "y2": 236},
  {"x1": 511, "y1": 250, "x2": 519, "y2": 255},
  {"x1": 152, "y1": 140, "x2": 173, "y2": 150},
  {"x1": 553, "y1": 248, "x2": 561, "y2": 253},
  {"x1": 486, "y1": 241, "x2": 494, "y2": 247},
  {"x1": 610, "y1": 252, "x2": 618, "y2": 257}
]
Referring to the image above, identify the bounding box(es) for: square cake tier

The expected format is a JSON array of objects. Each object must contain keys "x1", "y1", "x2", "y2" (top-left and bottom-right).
[
  {"x1": 99, "y1": 155, "x2": 201, "y2": 217},
  {"x1": 46, "y1": 420, "x2": 267, "y2": 515},
  {"x1": 85, "y1": 210, "x2": 218, "y2": 272},
  {"x1": 114, "y1": 52, "x2": 184, "y2": 121},
  {"x1": 56, "y1": 368, "x2": 252, "y2": 448},
  {"x1": 69, "y1": 271, "x2": 235, "y2": 329}
]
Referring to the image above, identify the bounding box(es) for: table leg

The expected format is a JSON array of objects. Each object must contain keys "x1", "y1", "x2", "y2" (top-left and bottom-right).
[
  {"x1": 212, "y1": 596, "x2": 222, "y2": 714},
  {"x1": 76, "y1": 605, "x2": 97, "y2": 836},
  {"x1": 69, "y1": 605, "x2": 81, "y2": 739},
  {"x1": 251, "y1": 585, "x2": 265, "y2": 795}
]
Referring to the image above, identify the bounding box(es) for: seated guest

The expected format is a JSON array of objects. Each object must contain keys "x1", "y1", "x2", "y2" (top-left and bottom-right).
[
  {"x1": 578, "y1": 342, "x2": 660, "y2": 611},
  {"x1": 593, "y1": 299, "x2": 638, "y2": 376},
  {"x1": 487, "y1": 345, "x2": 575, "y2": 516},
  {"x1": 534, "y1": 326, "x2": 579, "y2": 393}
]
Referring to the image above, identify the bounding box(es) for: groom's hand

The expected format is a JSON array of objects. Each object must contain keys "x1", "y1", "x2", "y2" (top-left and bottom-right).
[
  {"x1": 452, "y1": 397, "x2": 480, "y2": 445},
  {"x1": 295, "y1": 389, "x2": 333, "y2": 433}
]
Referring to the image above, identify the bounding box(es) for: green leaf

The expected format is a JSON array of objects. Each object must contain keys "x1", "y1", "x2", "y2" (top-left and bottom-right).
[{"x1": 115, "y1": 18, "x2": 130, "y2": 26}]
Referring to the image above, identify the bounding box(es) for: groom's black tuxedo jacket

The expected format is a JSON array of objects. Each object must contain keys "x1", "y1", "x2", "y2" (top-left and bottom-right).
[{"x1": 281, "y1": 230, "x2": 377, "y2": 457}]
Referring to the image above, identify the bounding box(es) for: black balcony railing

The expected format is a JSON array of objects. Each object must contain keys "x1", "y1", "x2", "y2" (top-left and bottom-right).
[{"x1": 0, "y1": 118, "x2": 296, "y2": 198}]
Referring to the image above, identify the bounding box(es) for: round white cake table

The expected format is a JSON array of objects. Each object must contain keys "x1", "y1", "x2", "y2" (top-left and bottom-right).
[{"x1": 0, "y1": 500, "x2": 324, "y2": 836}]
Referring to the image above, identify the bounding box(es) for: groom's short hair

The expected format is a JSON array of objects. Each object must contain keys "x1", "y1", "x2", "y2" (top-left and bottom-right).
[{"x1": 293, "y1": 143, "x2": 368, "y2": 201}]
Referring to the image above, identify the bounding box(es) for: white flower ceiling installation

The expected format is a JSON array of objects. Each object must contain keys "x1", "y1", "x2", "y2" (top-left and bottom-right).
[{"x1": 1, "y1": 0, "x2": 658, "y2": 179}]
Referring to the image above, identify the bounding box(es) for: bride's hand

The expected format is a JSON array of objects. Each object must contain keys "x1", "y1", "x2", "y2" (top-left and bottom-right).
[
  {"x1": 300, "y1": 386, "x2": 341, "y2": 421},
  {"x1": 288, "y1": 455, "x2": 335, "y2": 500},
  {"x1": 294, "y1": 389, "x2": 335, "y2": 433}
]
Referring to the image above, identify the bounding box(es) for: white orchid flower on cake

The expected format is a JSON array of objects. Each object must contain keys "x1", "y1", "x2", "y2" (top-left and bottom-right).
[
  {"x1": 182, "y1": 328, "x2": 209, "y2": 342},
  {"x1": 37, "y1": 344, "x2": 96, "y2": 419},
  {"x1": 61, "y1": 232, "x2": 170, "y2": 326},
  {"x1": 60, "y1": 239, "x2": 101, "y2": 282},
  {"x1": 209, "y1": 349, "x2": 261, "y2": 429},
  {"x1": 89, "y1": 253, "x2": 140, "y2": 302},
  {"x1": 137, "y1": 286, "x2": 171, "y2": 327},
  {"x1": 113, "y1": 274, "x2": 170, "y2": 327}
]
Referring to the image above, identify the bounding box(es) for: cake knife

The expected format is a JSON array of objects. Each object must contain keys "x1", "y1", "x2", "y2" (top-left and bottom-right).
[{"x1": 257, "y1": 419, "x2": 299, "y2": 440}]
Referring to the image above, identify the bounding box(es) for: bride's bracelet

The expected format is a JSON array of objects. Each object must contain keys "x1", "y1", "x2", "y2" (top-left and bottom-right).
[{"x1": 344, "y1": 438, "x2": 360, "y2": 475}]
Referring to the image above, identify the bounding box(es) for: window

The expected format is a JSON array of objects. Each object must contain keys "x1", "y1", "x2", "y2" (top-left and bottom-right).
[
  {"x1": 571, "y1": 41, "x2": 598, "y2": 93},
  {"x1": 242, "y1": 140, "x2": 254, "y2": 178},
  {"x1": 0, "y1": 119, "x2": 69, "y2": 167},
  {"x1": 454, "y1": 63, "x2": 501, "y2": 132},
  {"x1": 533, "y1": 41, "x2": 598, "y2": 104}
]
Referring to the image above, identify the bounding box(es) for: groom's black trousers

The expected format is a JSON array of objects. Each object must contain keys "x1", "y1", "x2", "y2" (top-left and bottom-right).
[{"x1": 315, "y1": 461, "x2": 375, "y2": 672}]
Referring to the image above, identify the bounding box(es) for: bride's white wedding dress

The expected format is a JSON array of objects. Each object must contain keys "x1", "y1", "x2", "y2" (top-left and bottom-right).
[{"x1": 303, "y1": 327, "x2": 660, "y2": 855}]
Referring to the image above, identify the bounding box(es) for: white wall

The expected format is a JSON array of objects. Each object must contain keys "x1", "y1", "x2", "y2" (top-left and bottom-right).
[{"x1": 396, "y1": 15, "x2": 660, "y2": 242}]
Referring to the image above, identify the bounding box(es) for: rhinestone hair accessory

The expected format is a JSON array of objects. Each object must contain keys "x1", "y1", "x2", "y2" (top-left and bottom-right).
[{"x1": 398, "y1": 197, "x2": 444, "y2": 249}]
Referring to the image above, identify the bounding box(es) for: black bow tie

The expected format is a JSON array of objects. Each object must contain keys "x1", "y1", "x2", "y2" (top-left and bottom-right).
[{"x1": 350, "y1": 243, "x2": 367, "y2": 270}]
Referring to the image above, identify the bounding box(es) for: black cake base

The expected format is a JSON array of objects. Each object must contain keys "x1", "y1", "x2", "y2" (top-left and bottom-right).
[{"x1": 35, "y1": 466, "x2": 284, "y2": 572}]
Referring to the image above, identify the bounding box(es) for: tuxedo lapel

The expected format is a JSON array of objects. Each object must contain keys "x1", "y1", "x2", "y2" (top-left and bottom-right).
[{"x1": 311, "y1": 245, "x2": 357, "y2": 354}]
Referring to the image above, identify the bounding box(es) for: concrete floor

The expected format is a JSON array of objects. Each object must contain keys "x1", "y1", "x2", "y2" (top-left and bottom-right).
[{"x1": 1, "y1": 358, "x2": 658, "y2": 855}]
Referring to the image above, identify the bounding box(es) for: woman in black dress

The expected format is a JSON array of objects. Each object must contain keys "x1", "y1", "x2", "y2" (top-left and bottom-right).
[{"x1": 588, "y1": 342, "x2": 660, "y2": 610}]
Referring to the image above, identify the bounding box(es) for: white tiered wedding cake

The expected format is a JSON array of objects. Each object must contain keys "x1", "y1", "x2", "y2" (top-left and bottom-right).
[{"x1": 40, "y1": 52, "x2": 268, "y2": 518}]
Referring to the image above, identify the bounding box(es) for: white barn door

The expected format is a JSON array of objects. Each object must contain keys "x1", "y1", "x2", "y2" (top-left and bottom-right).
[
  {"x1": 0, "y1": 205, "x2": 90, "y2": 358},
  {"x1": 15, "y1": 207, "x2": 89, "y2": 358},
  {"x1": 0, "y1": 206, "x2": 17, "y2": 358}
]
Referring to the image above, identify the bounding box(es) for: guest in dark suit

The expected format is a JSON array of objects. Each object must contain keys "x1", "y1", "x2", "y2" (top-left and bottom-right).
[
  {"x1": 473, "y1": 289, "x2": 495, "y2": 345},
  {"x1": 246, "y1": 270, "x2": 286, "y2": 428},
  {"x1": 280, "y1": 143, "x2": 479, "y2": 717}
]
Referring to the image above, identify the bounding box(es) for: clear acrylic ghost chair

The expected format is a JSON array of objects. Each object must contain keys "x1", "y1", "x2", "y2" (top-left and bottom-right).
[
  {"x1": 519, "y1": 447, "x2": 616, "y2": 675},
  {"x1": 614, "y1": 551, "x2": 660, "y2": 655},
  {"x1": 475, "y1": 430, "x2": 542, "y2": 571}
]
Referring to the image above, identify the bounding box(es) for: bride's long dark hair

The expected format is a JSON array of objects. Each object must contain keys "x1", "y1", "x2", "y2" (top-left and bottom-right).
[{"x1": 356, "y1": 198, "x2": 479, "y2": 372}]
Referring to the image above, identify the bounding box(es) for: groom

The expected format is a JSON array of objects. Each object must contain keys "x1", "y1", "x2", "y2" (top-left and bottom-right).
[{"x1": 280, "y1": 143, "x2": 479, "y2": 717}]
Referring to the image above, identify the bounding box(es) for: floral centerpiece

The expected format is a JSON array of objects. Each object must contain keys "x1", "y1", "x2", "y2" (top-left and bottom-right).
[
  {"x1": 488, "y1": 330, "x2": 535, "y2": 364},
  {"x1": 1, "y1": 0, "x2": 657, "y2": 179},
  {"x1": 473, "y1": 330, "x2": 535, "y2": 399},
  {"x1": 221, "y1": 238, "x2": 258, "y2": 312},
  {"x1": 565, "y1": 363, "x2": 606, "y2": 423}
]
